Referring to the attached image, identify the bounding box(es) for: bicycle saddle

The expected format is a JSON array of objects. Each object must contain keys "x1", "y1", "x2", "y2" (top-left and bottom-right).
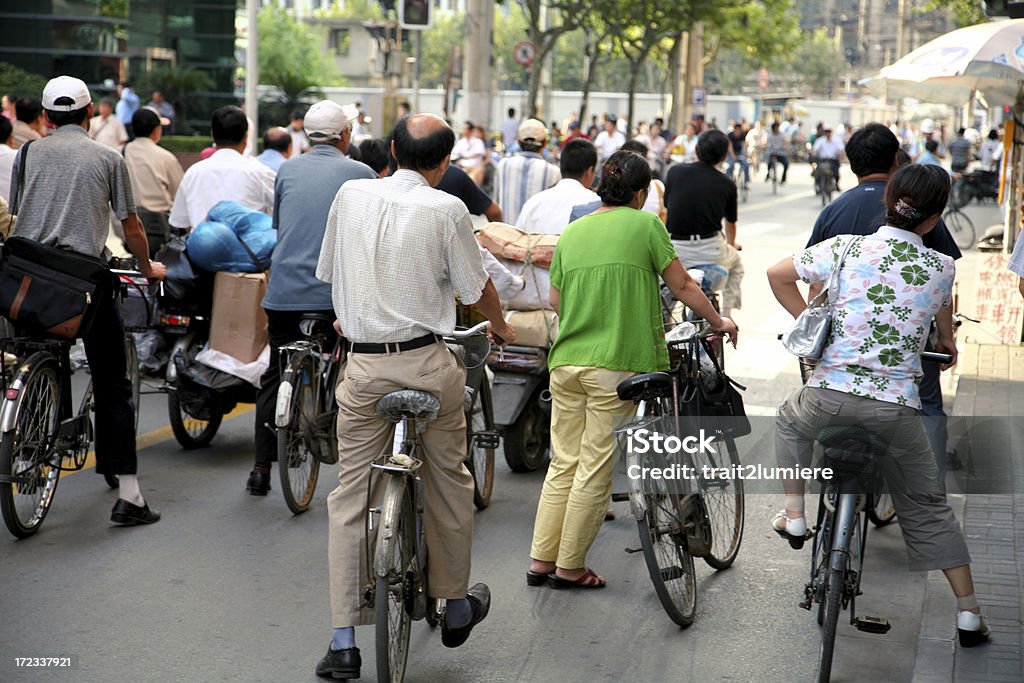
[
  {"x1": 616, "y1": 372, "x2": 673, "y2": 402},
  {"x1": 376, "y1": 390, "x2": 441, "y2": 425},
  {"x1": 816, "y1": 425, "x2": 888, "y2": 458}
]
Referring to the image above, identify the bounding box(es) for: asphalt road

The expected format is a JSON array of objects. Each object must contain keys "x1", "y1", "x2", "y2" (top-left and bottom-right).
[{"x1": 0, "y1": 166, "x2": 1001, "y2": 683}]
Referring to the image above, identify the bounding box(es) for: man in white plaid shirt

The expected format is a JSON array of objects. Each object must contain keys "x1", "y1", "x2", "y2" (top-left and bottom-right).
[{"x1": 313, "y1": 113, "x2": 515, "y2": 680}]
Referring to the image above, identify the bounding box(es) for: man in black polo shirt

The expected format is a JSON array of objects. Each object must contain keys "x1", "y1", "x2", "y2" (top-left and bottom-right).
[
  {"x1": 805, "y1": 122, "x2": 962, "y2": 484},
  {"x1": 664, "y1": 129, "x2": 744, "y2": 318}
]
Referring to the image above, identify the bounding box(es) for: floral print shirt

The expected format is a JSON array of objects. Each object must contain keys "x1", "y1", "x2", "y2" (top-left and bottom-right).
[{"x1": 793, "y1": 227, "x2": 955, "y2": 409}]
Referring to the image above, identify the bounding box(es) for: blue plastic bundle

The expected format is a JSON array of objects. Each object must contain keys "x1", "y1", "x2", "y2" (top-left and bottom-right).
[{"x1": 186, "y1": 201, "x2": 275, "y2": 272}]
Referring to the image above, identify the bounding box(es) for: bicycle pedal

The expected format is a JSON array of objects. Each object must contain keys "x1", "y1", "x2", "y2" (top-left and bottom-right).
[
  {"x1": 799, "y1": 598, "x2": 812, "y2": 611},
  {"x1": 610, "y1": 493, "x2": 629, "y2": 503},
  {"x1": 475, "y1": 431, "x2": 500, "y2": 450},
  {"x1": 854, "y1": 616, "x2": 891, "y2": 634},
  {"x1": 624, "y1": 546, "x2": 642, "y2": 554}
]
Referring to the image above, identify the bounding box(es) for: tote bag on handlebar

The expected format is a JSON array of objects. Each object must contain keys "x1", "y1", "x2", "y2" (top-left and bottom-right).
[{"x1": 0, "y1": 141, "x2": 111, "y2": 339}]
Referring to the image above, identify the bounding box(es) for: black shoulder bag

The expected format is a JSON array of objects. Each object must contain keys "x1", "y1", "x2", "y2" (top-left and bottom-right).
[
  {"x1": 0, "y1": 140, "x2": 111, "y2": 339},
  {"x1": 679, "y1": 336, "x2": 751, "y2": 438}
]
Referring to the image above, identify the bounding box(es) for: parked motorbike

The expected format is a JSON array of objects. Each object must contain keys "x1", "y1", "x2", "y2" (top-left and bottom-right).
[
  {"x1": 155, "y1": 230, "x2": 258, "y2": 449},
  {"x1": 950, "y1": 168, "x2": 999, "y2": 209},
  {"x1": 487, "y1": 344, "x2": 550, "y2": 472}
]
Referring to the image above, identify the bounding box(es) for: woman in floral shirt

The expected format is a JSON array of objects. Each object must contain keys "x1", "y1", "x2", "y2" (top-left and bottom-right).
[{"x1": 767, "y1": 164, "x2": 989, "y2": 647}]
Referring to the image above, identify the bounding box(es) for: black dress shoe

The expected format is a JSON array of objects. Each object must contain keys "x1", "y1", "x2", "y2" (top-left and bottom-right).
[
  {"x1": 110, "y1": 499, "x2": 161, "y2": 526},
  {"x1": 315, "y1": 646, "x2": 360, "y2": 679},
  {"x1": 246, "y1": 469, "x2": 271, "y2": 496},
  {"x1": 441, "y1": 583, "x2": 491, "y2": 649}
]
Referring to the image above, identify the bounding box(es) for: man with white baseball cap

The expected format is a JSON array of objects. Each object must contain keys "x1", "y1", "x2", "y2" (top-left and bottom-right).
[
  {"x1": 9, "y1": 75, "x2": 167, "y2": 526},
  {"x1": 492, "y1": 117, "x2": 560, "y2": 224},
  {"x1": 247, "y1": 99, "x2": 376, "y2": 496}
]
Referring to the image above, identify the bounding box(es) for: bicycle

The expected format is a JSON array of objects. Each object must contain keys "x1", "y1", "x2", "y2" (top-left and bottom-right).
[
  {"x1": 942, "y1": 206, "x2": 976, "y2": 250},
  {"x1": 0, "y1": 267, "x2": 147, "y2": 538},
  {"x1": 767, "y1": 156, "x2": 779, "y2": 194},
  {"x1": 728, "y1": 158, "x2": 749, "y2": 203},
  {"x1": 797, "y1": 350, "x2": 952, "y2": 682},
  {"x1": 813, "y1": 160, "x2": 836, "y2": 206},
  {"x1": 274, "y1": 313, "x2": 343, "y2": 515},
  {"x1": 454, "y1": 306, "x2": 498, "y2": 509},
  {"x1": 613, "y1": 321, "x2": 745, "y2": 627},
  {"x1": 367, "y1": 322, "x2": 488, "y2": 683}
]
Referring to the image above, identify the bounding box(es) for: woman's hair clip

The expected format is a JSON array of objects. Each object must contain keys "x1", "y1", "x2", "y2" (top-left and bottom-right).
[{"x1": 894, "y1": 198, "x2": 923, "y2": 221}]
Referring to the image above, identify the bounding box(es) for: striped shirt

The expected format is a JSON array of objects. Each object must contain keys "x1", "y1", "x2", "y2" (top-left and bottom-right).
[
  {"x1": 315, "y1": 169, "x2": 489, "y2": 343},
  {"x1": 493, "y1": 152, "x2": 561, "y2": 225}
]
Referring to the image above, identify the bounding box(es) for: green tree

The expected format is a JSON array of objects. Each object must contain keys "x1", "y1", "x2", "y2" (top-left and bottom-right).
[
  {"x1": 419, "y1": 11, "x2": 466, "y2": 89},
  {"x1": 789, "y1": 27, "x2": 846, "y2": 97},
  {"x1": 920, "y1": 0, "x2": 987, "y2": 27},
  {"x1": 135, "y1": 66, "x2": 214, "y2": 135},
  {"x1": 257, "y1": 5, "x2": 345, "y2": 113},
  {"x1": 0, "y1": 62, "x2": 49, "y2": 100},
  {"x1": 520, "y1": 0, "x2": 595, "y2": 118},
  {"x1": 314, "y1": 0, "x2": 386, "y2": 21}
]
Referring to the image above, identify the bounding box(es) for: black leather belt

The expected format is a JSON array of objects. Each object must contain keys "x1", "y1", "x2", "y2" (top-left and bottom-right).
[
  {"x1": 349, "y1": 333, "x2": 440, "y2": 354},
  {"x1": 675, "y1": 231, "x2": 720, "y2": 241}
]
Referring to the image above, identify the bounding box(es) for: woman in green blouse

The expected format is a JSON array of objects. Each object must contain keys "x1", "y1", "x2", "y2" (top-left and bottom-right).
[{"x1": 526, "y1": 150, "x2": 738, "y2": 589}]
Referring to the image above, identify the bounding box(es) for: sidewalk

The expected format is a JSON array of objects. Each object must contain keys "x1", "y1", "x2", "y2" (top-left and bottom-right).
[{"x1": 912, "y1": 343, "x2": 1024, "y2": 682}]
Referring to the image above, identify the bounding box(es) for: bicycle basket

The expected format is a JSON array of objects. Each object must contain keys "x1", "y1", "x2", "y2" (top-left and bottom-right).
[{"x1": 448, "y1": 332, "x2": 489, "y2": 389}]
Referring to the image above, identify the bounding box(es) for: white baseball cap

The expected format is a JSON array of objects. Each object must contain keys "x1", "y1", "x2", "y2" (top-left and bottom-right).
[
  {"x1": 304, "y1": 100, "x2": 359, "y2": 140},
  {"x1": 42, "y1": 76, "x2": 92, "y2": 112},
  {"x1": 921, "y1": 118, "x2": 935, "y2": 134}
]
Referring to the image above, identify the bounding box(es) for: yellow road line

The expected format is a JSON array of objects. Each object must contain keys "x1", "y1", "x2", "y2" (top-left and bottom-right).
[{"x1": 60, "y1": 404, "x2": 255, "y2": 478}]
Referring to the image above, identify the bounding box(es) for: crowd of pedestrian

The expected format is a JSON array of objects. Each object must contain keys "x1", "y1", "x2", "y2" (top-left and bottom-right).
[{"x1": 1, "y1": 72, "x2": 1000, "y2": 680}]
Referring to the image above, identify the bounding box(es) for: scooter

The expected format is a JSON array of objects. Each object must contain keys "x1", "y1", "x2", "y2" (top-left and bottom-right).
[
  {"x1": 487, "y1": 344, "x2": 550, "y2": 472},
  {"x1": 950, "y1": 168, "x2": 999, "y2": 209}
]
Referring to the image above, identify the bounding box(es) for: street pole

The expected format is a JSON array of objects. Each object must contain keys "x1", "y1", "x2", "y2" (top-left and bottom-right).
[
  {"x1": 413, "y1": 31, "x2": 422, "y2": 114},
  {"x1": 464, "y1": 0, "x2": 493, "y2": 128},
  {"x1": 245, "y1": 0, "x2": 258, "y2": 137},
  {"x1": 539, "y1": 2, "x2": 552, "y2": 121}
]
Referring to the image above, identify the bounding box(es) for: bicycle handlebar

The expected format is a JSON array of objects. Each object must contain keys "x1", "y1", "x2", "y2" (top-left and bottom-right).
[{"x1": 447, "y1": 321, "x2": 489, "y2": 340}]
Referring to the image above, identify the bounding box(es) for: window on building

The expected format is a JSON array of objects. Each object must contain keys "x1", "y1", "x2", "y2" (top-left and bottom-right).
[{"x1": 329, "y1": 28, "x2": 351, "y2": 56}]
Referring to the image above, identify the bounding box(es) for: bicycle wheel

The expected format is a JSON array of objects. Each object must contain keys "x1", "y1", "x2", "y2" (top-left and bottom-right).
[
  {"x1": 818, "y1": 559, "x2": 847, "y2": 683},
  {"x1": 127, "y1": 335, "x2": 140, "y2": 432},
  {"x1": 867, "y1": 493, "x2": 896, "y2": 527},
  {"x1": 0, "y1": 354, "x2": 62, "y2": 539},
  {"x1": 375, "y1": 475, "x2": 415, "y2": 683},
  {"x1": 465, "y1": 381, "x2": 495, "y2": 510},
  {"x1": 690, "y1": 436, "x2": 744, "y2": 569},
  {"x1": 167, "y1": 389, "x2": 222, "y2": 449},
  {"x1": 277, "y1": 352, "x2": 321, "y2": 514},
  {"x1": 636, "y1": 472, "x2": 697, "y2": 628},
  {"x1": 949, "y1": 179, "x2": 971, "y2": 210},
  {"x1": 771, "y1": 164, "x2": 778, "y2": 194},
  {"x1": 943, "y1": 209, "x2": 975, "y2": 250}
]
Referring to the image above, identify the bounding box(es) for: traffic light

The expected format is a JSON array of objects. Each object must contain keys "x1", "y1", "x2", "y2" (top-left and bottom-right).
[{"x1": 399, "y1": 0, "x2": 432, "y2": 30}]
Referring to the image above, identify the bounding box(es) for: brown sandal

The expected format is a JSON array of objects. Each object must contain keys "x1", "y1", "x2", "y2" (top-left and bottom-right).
[{"x1": 548, "y1": 568, "x2": 607, "y2": 589}]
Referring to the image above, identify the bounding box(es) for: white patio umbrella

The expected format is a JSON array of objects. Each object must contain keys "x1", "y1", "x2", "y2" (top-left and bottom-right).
[{"x1": 860, "y1": 19, "x2": 1024, "y2": 106}]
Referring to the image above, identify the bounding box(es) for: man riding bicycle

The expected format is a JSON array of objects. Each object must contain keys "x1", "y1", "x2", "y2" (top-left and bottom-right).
[
  {"x1": 313, "y1": 113, "x2": 515, "y2": 680},
  {"x1": 725, "y1": 121, "x2": 750, "y2": 187},
  {"x1": 248, "y1": 100, "x2": 376, "y2": 496},
  {"x1": 664, "y1": 129, "x2": 744, "y2": 318},
  {"x1": 812, "y1": 127, "x2": 843, "y2": 192},
  {"x1": 765, "y1": 121, "x2": 789, "y2": 184}
]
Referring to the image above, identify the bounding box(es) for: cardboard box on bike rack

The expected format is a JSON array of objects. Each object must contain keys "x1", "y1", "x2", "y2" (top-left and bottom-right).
[{"x1": 209, "y1": 271, "x2": 268, "y2": 363}]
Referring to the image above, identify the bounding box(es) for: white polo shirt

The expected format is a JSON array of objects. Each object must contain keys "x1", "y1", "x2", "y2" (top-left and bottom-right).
[
  {"x1": 515, "y1": 178, "x2": 598, "y2": 234},
  {"x1": 169, "y1": 148, "x2": 275, "y2": 228}
]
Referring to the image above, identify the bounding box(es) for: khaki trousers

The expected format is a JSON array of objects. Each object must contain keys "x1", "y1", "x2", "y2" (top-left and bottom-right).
[
  {"x1": 530, "y1": 365, "x2": 636, "y2": 569},
  {"x1": 672, "y1": 234, "x2": 744, "y2": 317},
  {"x1": 328, "y1": 341, "x2": 474, "y2": 627}
]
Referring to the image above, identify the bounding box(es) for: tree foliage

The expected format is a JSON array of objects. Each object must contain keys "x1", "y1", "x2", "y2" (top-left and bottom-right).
[
  {"x1": 257, "y1": 5, "x2": 345, "y2": 111},
  {"x1": 135, "y1": 65, "x2": 215, "y2": 134},
  {"x1": 0, "y1": 62, "x2": 49, "y2": 100},
  {"x1": 920, "y1": 0, "x2": 987, "y2": 27},
  {"x1": 314, "y1": 0, "x2": 386, "y2": 22}
]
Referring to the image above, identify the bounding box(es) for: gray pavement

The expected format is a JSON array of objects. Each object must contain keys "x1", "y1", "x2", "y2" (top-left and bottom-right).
[{"x1": 1, "y1": 164, "x2": 1019, "y2": 683}]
